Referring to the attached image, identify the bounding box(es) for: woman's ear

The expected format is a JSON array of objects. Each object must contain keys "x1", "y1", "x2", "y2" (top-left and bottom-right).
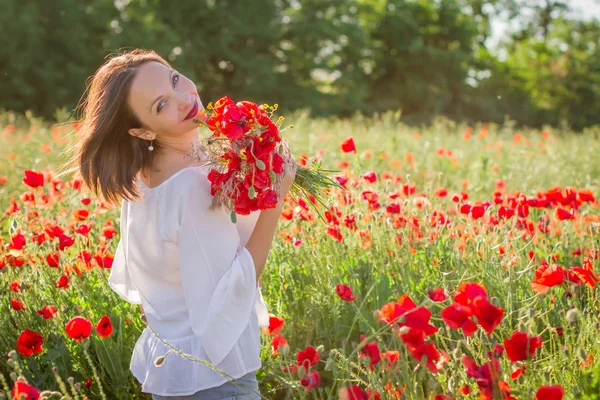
[{"x1": 128, "y1": 128, "x2": 155, "y2": 141}]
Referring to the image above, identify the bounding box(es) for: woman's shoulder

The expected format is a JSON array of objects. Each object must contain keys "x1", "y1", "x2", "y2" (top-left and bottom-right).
[
  {"x1": 167, "y1": 165, "x2": 214, "y2": 207},
  {"x1": 140, "y1": 165, "x2": 210, "y2": 194}
]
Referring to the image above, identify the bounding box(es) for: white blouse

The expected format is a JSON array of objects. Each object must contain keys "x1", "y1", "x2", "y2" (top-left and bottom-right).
[{"x1": 108, "y1": 165, "x2": 270, "y2": 396}]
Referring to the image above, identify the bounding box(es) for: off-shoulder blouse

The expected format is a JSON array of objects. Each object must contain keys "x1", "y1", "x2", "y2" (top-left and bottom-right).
[{"x1": 108, "y1": 165, "x2": 269, "y2": 396}]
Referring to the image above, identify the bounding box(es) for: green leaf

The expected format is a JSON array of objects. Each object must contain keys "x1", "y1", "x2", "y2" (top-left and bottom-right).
[
  {"x1": 230, "y1": 210, "x2": 237, "y2": 223},
  {"x1": 256, "y1": 160, "x2": 266, "y2": 170},
  {"x1": 249, "y1": 186, "x2": 256, "y2": 199},
  {"x1": 269, "y1": 170, "x2": 276, "y2": 182}
]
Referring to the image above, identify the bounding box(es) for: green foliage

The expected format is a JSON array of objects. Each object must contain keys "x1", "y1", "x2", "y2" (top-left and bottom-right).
[{"x1": 0, "y1": 0, "x2": 599, "y2": 132}]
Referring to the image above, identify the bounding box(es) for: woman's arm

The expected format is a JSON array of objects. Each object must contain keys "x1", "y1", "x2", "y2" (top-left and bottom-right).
[
  {"x1": 245, "y1": 204, "x2": 283, "y2": 281},
  {"x1": 245, "y1": 155, "x2": 297, "y2": 280}
]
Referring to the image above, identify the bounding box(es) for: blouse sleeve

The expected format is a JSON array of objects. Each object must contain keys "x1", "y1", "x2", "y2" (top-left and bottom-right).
[
  {"x1": 177, "y1": 174, "x2": 258, "y2": 366},
  {"x1": 108, "y1": 201, "x2": 142, "y2": 304}
]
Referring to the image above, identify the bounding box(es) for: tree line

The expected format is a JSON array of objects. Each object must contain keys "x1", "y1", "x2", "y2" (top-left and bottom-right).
[{"x1": 1, "y1": 0, "x2": 598, "y2": 130}]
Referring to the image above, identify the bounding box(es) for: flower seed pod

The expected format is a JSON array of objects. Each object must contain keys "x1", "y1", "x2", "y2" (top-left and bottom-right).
[
  {"x1": 154, "y1": 355, "x2": 166, "y2": 367},
  {"x1": 566, "y1": 308, "x2": 581, "y2": 325}
]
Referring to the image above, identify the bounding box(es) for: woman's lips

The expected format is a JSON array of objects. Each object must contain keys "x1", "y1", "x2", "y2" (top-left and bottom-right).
[{"x1": 184, "y1": 101, "x2": 199, "y2": 121}]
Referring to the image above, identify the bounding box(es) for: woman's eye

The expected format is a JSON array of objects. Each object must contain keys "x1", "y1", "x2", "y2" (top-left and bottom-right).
[{"x1": 157, "y1": 74, "x2": 180, "y2": 113}]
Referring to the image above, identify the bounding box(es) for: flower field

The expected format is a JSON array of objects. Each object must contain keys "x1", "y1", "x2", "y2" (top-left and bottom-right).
[{"x1": 1, "y1": 110, "x2": 600, "y2": 399}]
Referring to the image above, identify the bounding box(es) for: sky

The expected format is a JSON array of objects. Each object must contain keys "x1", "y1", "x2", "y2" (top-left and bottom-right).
[{"x1": 488, "y1": 0, "x2": 600, "y2": 49}]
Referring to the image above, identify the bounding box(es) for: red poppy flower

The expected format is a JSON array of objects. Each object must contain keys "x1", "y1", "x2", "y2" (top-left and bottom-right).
[
  {"x1": 73, "y1": 208, "x2": 90, "y2": 222},
  {"x1": 454, "y1": 282, "x2": 488, "y2": 308},
  {"x1": 95, "y1": 315, "x2": 114, "y2": 338},
  {"x1": 75, "y1": 224, "x2": 92, "y2": 237},
  {"x1": 12, "y1": 381, "x2": 40, "y2": 400},
  {"x1": 296, "y1": 346, "x2": 320, "y2": 371},
  {"x1": 55, "y1": 275, "x2": 70, "y2": 289},
  {"x1": 381, "y1": 350, "x2": 400, "y2": 367},
  {"x1": 407, "y1": 341, "x2": 441, "y2": 374},
  {"x1": 472, "y1": 297, "x2": 504, "y2": 335},
  {"x1": 503, "y1": 331, "x2": 543, "y2": 362},
  {"x1": 300, "y1": 370, "x2": 321, "y2": 391},
  {"x1": 11, "y1": 298, "x2": 26, "y2": 311},
  {"x1": 46, "y1": 252, "x2": 60, "y2": 268},
  {"x1": 23, "y1": 170, "x2": 45, "y2": 188},
  {"x1": 441, "y1": 303, "x2": 478, "y2": 336},
  {"x1": 359, "y1": 336, "x2": 381, "y2": 371},
  {"x1": 326, "y1": 226, "x2": 343, "y2": 243},
  {"x1": 58, "y1": 234, "x2": 75, "y2": 250},
  {"x1": 535, "y1": 385, "x2": 564, "y2": 400},
  {"x1": 340, "y1": 137, "x2": 356, "y2": 153},
  {"x1": 94, "y1": 254, "x2": 114, "y2": 269},
  {"x1": 10, "y1": 232, "x2": 26, "y2": 250},
  {"x1": 10, "y1": 280, "x2": 22, "y2": 292},
  {"x1": 270, "y1": 334, "x2": 288, "y2": 356},
  {"x1": 428, "y1": 288, "x2": 447, "y2": 302},
  {"x1": 568, "y1": 266, "x2": 600, "y2": 288},
  {"x1": 37, "y1": 305, "x2": 58, "y2": 320},
  {"x1": 363, "y1": 171, "x2": 377, "y2": 183},
  {"x1": 103, "y1": 224, "x2": 117, "y2": 239},
  {"x1": 462, "y1": 355, "x2": 504, "y2": 398},
  {"x1": 511, "y1": 367, "x2": 526, "y2": 380},
  {"x1": 65, "y1": 316, "x2": 92, "y2": 342},
  {"x1": 555, "y1": 208, "x2": 573, "y2": 221},
  {"x1": 531, "y1": 264, "x2": 565, "y2": 294},
  {"x1": 386, "y1": 203, "x2": 401, "y2": 214},
  {"x1": 336, "y1": 284, "x2": 357, "y2": 302},
  {"x1": 265, "y1": 314, "x2": 285, "y2": 336},
  {"x1": 339, "y1": 386, "x2": 368, "y2": 400},
  {"x1": 435, "y1": 188, "x2": 448, "y2": 197},
  {"x1": 379, "y1": 295, "x2": 438, "y2": 340},
  {"x1": 17, "y1": 328, "x2": 44, "y2": 356}
]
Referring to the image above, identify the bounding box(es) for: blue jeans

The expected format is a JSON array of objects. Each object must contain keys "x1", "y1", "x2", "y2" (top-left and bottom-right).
[{"x1": 151, "y1": 372, "x2": 261, "y2": 400}]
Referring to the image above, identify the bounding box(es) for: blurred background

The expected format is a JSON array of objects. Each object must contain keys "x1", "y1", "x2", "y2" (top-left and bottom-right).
[{"x1": 1, "y1": 0, "x2": 599, "y2": 130}]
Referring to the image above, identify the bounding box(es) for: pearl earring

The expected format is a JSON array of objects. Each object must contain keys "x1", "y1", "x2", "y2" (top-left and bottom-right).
[{"x1": 148, "y1": 139, "x2": 154, "y2": 151}]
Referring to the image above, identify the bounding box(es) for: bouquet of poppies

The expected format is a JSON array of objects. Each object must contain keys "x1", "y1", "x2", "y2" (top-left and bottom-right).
[{"x1": 192, "y1": 96, "x2": 342, "y2": 223}]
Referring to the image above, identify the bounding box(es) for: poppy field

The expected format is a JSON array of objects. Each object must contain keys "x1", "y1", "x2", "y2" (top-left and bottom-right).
[{"x1": 1, "y1": 110, "x2": 600, "y2": 399}]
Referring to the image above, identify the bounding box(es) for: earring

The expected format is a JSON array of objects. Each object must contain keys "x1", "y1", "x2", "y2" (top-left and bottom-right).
[{"x1": 148, "y1": 139, "x2": 154, "y2": 151}]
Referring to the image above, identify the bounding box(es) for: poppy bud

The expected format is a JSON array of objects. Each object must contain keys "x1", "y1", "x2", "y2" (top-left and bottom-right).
[
  {"x1": 8, "y1": 350, "x2": 18, "y2": 360},
  {"x1": 421, "y1": 298, "x2": 433, "y2": 308},
  {"x1": 316, "y1": 345, "x2": 325, "y2": 353},
  {"x1": 398, "y1": 326, "x2": 410, "y2": 335},
  {"x1": 74, "y1": 383, "x2": 81, "y2": 390},
  {"x1": 154, "y1": 355, "x2": 166, "y2": 367},
  {"x1": 325, "y1": 356, "x2": 335, "y2": 371},
  {"x1": 452, "y1": 347, "x2": 462, "y2": 361},
  {"x1": 52, "y1": 366, "x2": 59, "y2": 374},
  {"x1": 566, "y1": 308, "x2": 581, "y2": 325}
]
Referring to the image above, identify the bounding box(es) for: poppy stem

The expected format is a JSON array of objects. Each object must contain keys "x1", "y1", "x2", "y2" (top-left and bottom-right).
[{"x1": 82, "y1": 346, "x2": 107, "y2": 400}]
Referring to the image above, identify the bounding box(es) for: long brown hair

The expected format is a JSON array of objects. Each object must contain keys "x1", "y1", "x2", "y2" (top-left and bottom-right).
[{"x1": 60, "y1": 48, "x2": 171, "y2": 205}]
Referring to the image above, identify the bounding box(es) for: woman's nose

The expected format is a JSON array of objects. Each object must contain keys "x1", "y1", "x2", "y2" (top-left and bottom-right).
[{"x1": 177, "y1": 93, "x2": 192, "y2": 109}]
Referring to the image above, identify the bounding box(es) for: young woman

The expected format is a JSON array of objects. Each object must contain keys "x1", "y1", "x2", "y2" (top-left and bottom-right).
[{"x1": 63, "y1": 49, "x2": 297, "y2": 399}]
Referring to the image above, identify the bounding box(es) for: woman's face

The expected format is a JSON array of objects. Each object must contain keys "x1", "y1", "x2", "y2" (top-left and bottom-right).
[{"x1": 127, "y1": 61, "x2": 204, "y2": 140}]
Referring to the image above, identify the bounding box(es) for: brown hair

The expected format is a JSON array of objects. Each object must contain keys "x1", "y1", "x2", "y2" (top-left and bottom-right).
[{"x1": 60, "y1": 48, "x2": 171, "y2": 205}]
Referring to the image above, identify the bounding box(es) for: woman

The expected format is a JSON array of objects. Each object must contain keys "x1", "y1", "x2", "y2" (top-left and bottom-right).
[{"x1": 63, "y1": 49, "x2": 297, "y2": 399}]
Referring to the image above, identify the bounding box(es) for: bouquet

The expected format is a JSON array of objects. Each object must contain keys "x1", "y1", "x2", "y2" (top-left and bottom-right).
[{"x1": 192, "y1": 96, "x2": 342, "y2": 223}]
